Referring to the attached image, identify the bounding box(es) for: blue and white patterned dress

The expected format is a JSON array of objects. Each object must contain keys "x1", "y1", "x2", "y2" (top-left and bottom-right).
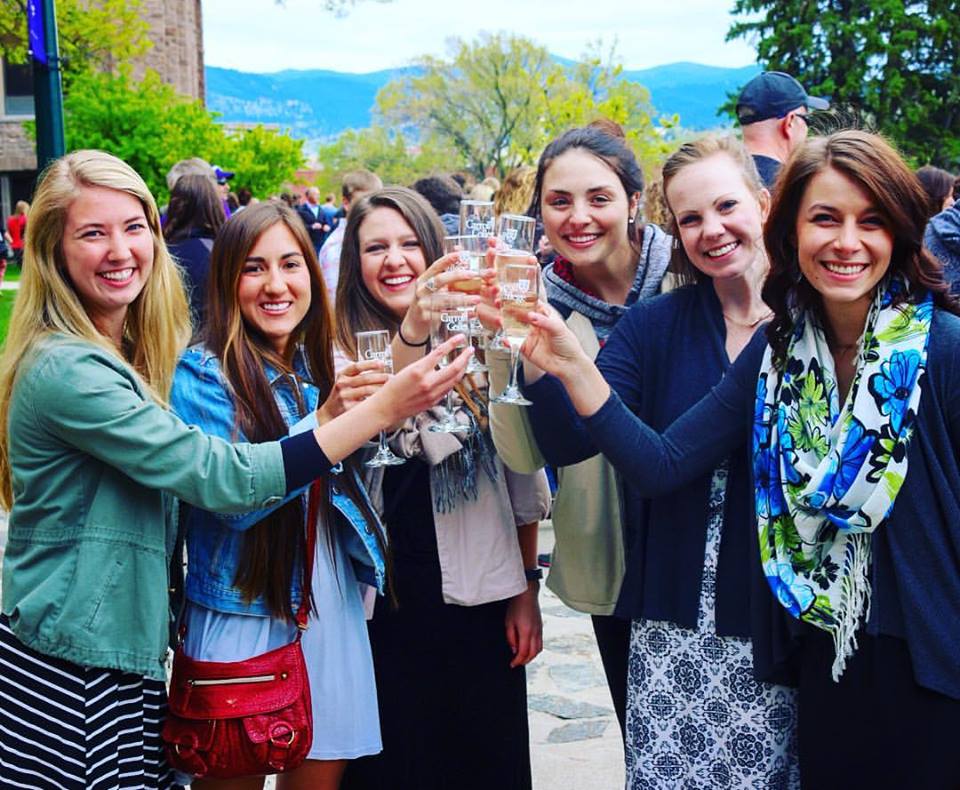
[{"x1": 625, "y1": 464, "x2": 800, "y2": 789}]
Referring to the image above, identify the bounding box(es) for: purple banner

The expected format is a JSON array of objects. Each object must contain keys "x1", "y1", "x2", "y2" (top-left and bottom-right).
[{"x1": 28, "y1": 0, "x2": 47, "y2": 64}]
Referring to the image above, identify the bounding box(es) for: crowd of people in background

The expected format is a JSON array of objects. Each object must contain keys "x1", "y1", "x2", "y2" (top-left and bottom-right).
[{"x1": 1, "y1": 68, "x2": 960, "y2": 790}]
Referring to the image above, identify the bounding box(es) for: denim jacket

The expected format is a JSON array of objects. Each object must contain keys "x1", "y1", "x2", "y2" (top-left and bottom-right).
[{"x1": 171, "y1": 344, "x2": 386, "y2": 616}]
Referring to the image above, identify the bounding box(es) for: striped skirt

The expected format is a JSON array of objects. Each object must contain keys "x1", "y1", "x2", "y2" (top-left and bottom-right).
[{"x1": 0, "y1": 616, "x2": 183, "y2": 790}]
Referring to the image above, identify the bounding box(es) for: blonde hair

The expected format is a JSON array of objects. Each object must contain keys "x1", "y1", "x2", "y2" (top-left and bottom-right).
[
  {"x1": 661, "y1": 135, "x2": 764, "y2": 285},
  {"x1": 494, "y1": 166, "x2": 536, "y2": 217},
  {"x1": 0, "y1": 150, "x2": 191, "y2": 508}
]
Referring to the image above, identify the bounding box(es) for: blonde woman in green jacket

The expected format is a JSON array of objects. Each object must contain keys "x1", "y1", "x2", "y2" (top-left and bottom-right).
[{"x1": 0, "y1": 151, "x2": 470, "y2": 790}]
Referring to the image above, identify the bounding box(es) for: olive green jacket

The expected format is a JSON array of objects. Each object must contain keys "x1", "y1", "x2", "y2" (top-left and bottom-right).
[
  {"x1": 488, "y1": 312, "x2": 625, "y2": 615},
  {"x1": 2, "y1": 335, "x2": 287, "y2": 679}
]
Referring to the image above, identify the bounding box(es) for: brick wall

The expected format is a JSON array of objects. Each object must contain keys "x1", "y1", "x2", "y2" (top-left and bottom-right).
[
  {"x1": 135, "y1": 0, "x2": 205, "y2": 102},
  {"x1": 0, "y1": 119, "x2": 37, "y2": 172},
  {"x1": 0, "y1": 0, "x2": 204, "y2": 174}
]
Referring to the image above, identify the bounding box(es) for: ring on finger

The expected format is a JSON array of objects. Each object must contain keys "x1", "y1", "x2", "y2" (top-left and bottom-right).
[{"x1": 425, "y1": 276, "x2": 438, "y2": 292}]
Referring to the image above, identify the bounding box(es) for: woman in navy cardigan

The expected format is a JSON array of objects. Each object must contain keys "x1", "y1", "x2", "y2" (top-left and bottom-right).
[
  {"x1": 520, "y1": 130, "x2": 960, "y2": 787},
  {"x1": 524, "y1": 135, "x2": 800, "y2": 788}
]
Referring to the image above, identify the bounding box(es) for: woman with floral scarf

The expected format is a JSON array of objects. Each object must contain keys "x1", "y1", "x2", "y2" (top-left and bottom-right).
[{"x1": 515, "y1": 130, "x2": 960, "y2": 786}]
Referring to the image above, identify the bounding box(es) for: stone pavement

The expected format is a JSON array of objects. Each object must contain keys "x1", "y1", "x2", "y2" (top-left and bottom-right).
[
  {"x1": 0, "y1": 516, "x2": 625, "y2": 789},
  {"x1": 528, "y1": 520, "x2": 625, "y2": 790}
]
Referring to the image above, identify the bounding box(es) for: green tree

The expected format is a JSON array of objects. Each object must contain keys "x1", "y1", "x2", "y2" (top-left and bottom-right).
[
  {"x1": 375, "y1": 33, "x2": 672, "y2": 179},
  {"x1": 222, "y1": 125, "x2": 306, "y2": 200},
  {"x1": 0, "y1": 0, "x2": 150, "y2": 90},
  {"x1": 315, "y1": 126, "x2": 462, "y2": 193},
  {"x1": 727, "y1": 0, "x2": 960, "y2": 167},
  {"x1": 61, "y1": 68, "x2": 303, "y2": 203}
]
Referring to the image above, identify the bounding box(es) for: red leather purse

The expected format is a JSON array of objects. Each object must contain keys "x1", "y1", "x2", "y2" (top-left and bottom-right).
[{"x1": 162, "y1": 482, "x2": 320, "y2": 779}]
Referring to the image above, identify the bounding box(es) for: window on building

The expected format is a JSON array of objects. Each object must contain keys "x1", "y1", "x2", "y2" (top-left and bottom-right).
[{"x1": 4, "y1": 61, "x2": 34, "y2": 116}]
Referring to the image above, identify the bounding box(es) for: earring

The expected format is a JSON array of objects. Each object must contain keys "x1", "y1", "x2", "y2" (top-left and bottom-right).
[{"x1": 628, "y1": 217, "x2": 635, "y2": 224}]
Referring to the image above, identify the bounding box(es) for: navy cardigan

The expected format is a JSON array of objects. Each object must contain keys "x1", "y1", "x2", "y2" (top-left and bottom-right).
[
  {"x1": 561, "y1": 306, "x2": 960, "y2": 701},
  {"x1": 526, "y1": 282, "x2": 790, "y2": 658}
]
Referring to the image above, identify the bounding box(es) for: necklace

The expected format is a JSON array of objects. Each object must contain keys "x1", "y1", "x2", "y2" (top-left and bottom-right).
[{"x1": 722, "y1": 310, "x2": 773, "y2": 329}]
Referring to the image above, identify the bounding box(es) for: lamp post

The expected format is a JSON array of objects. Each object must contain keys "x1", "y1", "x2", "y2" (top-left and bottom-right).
[{"x1": 29, "y1": 0, "x2": 66, "y2": 169}]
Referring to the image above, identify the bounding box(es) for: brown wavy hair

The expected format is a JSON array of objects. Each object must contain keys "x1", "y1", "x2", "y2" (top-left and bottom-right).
[
  {"x1": 762, "y1": 130, "x2": 958, "y2": 368},
  {"x1": 204, "y1": 202, "x2": 382, "y2": 619},
  {"x1": 335, "y1": 187, "x2": 444, "y2": 358}
]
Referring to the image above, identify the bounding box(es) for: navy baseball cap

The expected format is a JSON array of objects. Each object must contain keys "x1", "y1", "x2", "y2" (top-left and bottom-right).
[
  {"x1": 736, "y1": 72, "x2": 829, "y2": 125},
  {"x1": 213, "y1": 165, "x2": 235, "y2": 184}
]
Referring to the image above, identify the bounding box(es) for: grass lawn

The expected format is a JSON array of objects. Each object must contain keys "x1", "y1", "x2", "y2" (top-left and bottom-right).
[
  {"x1": 0, "y1": 289, "x2": 16, "y2": 346},
  {"x1": 4, "y1": 264, "x2": 20, "y2": 283}
]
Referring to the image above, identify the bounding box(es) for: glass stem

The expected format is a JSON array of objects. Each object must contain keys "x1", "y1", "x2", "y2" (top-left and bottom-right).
[
  {"x1": 378, "y1": 429, "x2": 389, "y2": 454},
  {"x1": 508, "y1": 344, "x2": 520, "y2": 393},
  {"x1": 445, "y1": 390, "x2": 455, "y2": 420}
]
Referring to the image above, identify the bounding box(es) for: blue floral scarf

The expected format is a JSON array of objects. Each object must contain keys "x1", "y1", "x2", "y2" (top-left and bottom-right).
[{"x1": 753, "y1": 277, "x2": 932, "y2": 679}]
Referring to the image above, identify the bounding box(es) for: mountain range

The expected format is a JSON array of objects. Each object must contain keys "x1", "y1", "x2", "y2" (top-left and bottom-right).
[{"x1": 205, "y1": 61, "x2": 761, "y2": 151}]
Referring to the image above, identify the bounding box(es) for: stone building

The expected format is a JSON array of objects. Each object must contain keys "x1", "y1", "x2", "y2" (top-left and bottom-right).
[{"x1": 0, "y1": 0, "x2": 204, "y2": 220}]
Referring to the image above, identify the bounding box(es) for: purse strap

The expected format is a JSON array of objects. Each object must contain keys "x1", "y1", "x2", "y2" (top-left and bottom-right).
[{"x1": 295, "y1": 480, "x2": 322, "y2": 630}]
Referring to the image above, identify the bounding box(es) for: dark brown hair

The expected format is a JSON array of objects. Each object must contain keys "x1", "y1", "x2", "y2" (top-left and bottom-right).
[
  {"x1": 204, "y1": 203, "x2": 382, "y2": 618},
  {"x1": 335, "y1": 187, "x2": 444, "y2": 358},
  {"x1": 915, "y1": 165, "x2": 955, "y2": 219},
  {"x1": 530, "y1": 126, "x2": 645, "y2": 251},
  {"x1": 762, "y1": 130, "x2": 958, "y2": 367},
  {"x1": 163, "y1": 174, "x2": 225, "y2": 243}
]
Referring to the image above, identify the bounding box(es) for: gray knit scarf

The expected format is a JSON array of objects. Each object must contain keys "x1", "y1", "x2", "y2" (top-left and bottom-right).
[{"x1": 543, "y1": 223, "x2": 672, "y2": 343}]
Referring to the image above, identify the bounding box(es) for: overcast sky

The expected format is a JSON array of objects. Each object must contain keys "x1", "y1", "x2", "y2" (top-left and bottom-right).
[{"x1": 203, "y1": 0, "x2": 758, "y2": 74}]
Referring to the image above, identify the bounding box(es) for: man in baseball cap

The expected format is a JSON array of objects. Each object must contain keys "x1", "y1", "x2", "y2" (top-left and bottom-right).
[
  {"x1": 212, "y1": 165, "x2": 235, "y2": 217},
  {"x1": 736, "y1": 71, "x2": 829, "y2": 189}
]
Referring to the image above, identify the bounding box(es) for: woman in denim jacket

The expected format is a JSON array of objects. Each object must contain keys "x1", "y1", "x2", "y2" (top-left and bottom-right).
[{"x1": 171, "y1": 204, "x2": 392, "y2": 790}]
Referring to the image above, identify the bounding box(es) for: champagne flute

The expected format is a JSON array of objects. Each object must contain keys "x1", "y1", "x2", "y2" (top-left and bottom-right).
[
  {"x1": 429, "y1": 292, "x2": 471, "y2": 434},
  {"x1": 443, "y1": 235, "x2": 489, "y2": 373},
  {"x1": 496, "y1": 213, "x2": 536, "y2": 254},
  {"x1": 459, "y1": 199, "x2": 495, "y2": 239},
  {"x1": 355, "y1": 330, "x2": 405, "y2": 467},
  {"x1": 443, "y1": 235, "x2": 485, "y2": 294},
  {"x1": 489, "y1": 214, "x2": 537, "y2": 351},
  {"x1": 492, "y1": 262, "x2": 540, "y2": 406}
]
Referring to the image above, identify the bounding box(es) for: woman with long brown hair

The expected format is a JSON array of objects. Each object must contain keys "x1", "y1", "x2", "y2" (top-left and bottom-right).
[
  {"x1": 164, "y1": 173, "x2": 226, "y2": 331},
  {"x1": 170, "y1": 202, "x2": 405, "y2": 790},
  {"x1": 336, "y1": 188, "x2": 550, "y2": 790},
  {"x1": 518, "y1": 129, "x2": 960, "y2": 784}
]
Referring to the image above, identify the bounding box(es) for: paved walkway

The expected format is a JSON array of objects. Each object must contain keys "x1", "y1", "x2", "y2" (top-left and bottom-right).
[
  {"x1": 528, "y1": 520, "x2": 625, "y2": 789},
  {"x1": 0, "y1": 517, "x2": 625, "y2": 788}
]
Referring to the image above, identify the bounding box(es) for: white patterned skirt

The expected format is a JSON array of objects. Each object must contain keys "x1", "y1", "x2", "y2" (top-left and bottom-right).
[
  {"x1": 625, "y1": 465, "x2": 799, "y2": 789},
  {"x1": 0, "y1": 615, "x2": 183, "y2": 790}
]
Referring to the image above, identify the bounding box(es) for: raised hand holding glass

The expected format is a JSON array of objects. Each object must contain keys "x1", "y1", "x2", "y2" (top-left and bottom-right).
[
  {"x1": 355, "y1": 329, "x2": 405, "y2": 466},
  {"x1": 492, "y1": 262, "x2": 540, "y2": 406},
  {"x1": 428, "y1": 292, "x2": 472, "y2": 434}
]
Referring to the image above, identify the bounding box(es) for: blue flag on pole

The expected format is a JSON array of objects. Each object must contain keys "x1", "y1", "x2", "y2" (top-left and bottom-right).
[{"x1": 28, "y1": 0, "x2": 48, "y2": 65}]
